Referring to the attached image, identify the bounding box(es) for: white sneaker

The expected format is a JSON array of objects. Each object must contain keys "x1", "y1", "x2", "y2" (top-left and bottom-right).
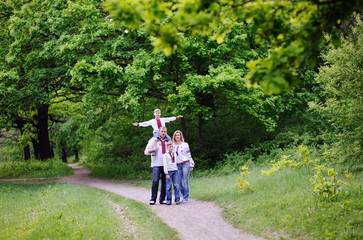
[
  {"x1": 182, "y1": 199, "x2": 188, "y2": 203},
  {"x1": 149, "y1": 200, "x2": 155, "y2": 205}
]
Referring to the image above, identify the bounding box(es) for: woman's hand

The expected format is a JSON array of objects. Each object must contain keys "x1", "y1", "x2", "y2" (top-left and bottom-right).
[{"x1": 190, "y1": 167, "x2": 194, "y2": 172}]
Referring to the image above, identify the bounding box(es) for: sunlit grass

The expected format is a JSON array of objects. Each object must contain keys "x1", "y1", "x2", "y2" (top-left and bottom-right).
[
  {"x1": 0, "y1": 183, "x2": 178, "y2": 240},
  {"x1": 190, "y1": 167, "x2": 362, "y2": 239},
  {"x1": 0, "y1": 160, "x2": 73, "y2": 179},
  {"x1": 134, "y1": 166, "x2": 362, "y2": 239}
]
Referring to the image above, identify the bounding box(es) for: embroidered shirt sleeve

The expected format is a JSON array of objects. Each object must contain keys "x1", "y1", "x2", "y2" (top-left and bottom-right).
[
  {"x1": 185, "y1": 143, "x2": 195, "y2": 167},
  {"x1": 138, "y1": 119, "x2": 155, "y2": 128}
]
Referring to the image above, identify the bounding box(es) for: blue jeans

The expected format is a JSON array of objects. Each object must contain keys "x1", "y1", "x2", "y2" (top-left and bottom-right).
[
  {"x1": 166, "y1": 170, "x2": 180, "y2": 202},
  {"x1": 153, "y1": 131, "x2": 171, "y2": 141},
  {"x1": 151, "y1": 166, "x2": 166, "y2": 203},
  {"x1": 178, "y1": 162, "x2": 190, "y2": 201}
]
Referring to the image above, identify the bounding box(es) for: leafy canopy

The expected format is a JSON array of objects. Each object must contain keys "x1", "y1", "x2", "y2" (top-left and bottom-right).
[{"x1": 104, "y1": 0, "x2": 362, "y2": 94}]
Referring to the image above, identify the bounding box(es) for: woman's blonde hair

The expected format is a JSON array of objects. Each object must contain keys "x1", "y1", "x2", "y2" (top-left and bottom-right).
[{"x1": 172, "y1": 130, "x2": 184, "y2": 143}]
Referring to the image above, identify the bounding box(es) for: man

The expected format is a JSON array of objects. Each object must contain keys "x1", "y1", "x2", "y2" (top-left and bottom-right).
[{"x1": 144, "y1": 126, "x2": 170, "y2": 205}]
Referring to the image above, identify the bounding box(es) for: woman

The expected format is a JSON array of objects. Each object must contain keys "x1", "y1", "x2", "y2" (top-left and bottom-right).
[{"x1": 172, "y1": 130, "x2": 195, "y2": 203}]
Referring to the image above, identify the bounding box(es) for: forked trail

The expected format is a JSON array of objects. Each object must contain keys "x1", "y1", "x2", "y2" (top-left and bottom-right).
[{"x1": 57, "y1": 164, "x2": 264, "y2": 240}]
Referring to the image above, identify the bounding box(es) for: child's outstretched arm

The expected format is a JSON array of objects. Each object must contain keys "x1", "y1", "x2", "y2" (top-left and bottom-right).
[
  {"x1": 162, "y1": 115, "x2": 183, "y2": 124},
  {"x1": 133, "y1": 119, "x2": 154, "y2": 127}
]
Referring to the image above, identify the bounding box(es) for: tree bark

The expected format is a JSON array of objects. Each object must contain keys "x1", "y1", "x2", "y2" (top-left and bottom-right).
[
  {"x1": 32, "y1": 138, "x2": 40, "y2": 159},
  {"x1": 61, "y1": 147, "x2": 67, "y2": 163},
  {"x1": 24, "y1": 145, "x2": 31, "y2": 161},
  {"x1": 198, "y1": 114, "x2": 204, "y2": 154},
  {"x1": 181, "y1": 117, "x2": 187, "y2": 142},
  {"x1": 15, "y1": 116, "x2": 31, "y2": 161},
  {"x1": 75, "y1": 149, "x2": 79, "y2": 162},
  {"x1": 35, "y1": 104, "x2": 54, "y2": 160}
]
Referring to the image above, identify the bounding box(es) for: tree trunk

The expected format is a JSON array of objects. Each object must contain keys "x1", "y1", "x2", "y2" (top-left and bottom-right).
[
  {"x1": 35, "y1": 104, "x2": 54, "y2": 160},
  {"x1": 24, "y1": 145, "x2": 30, "y2": 161},
  {"x1": 75, "y1": 149, "x2": 79, "y2": 162},
  {"x1": 61, "y1": 147, "x2": 67, "y2": 163},
  {"x1": 32, "y1": 138, "x2": 40, "y2": 159},
  {"x1": 181, "y1": 117, "x2": 187, "y2": 142},
  {"x1": 15, "y1": 116, "x2": 31, "y2": 161},
  {"x1": 198, "y1": 114, "x2": 204, "y2": 154}
]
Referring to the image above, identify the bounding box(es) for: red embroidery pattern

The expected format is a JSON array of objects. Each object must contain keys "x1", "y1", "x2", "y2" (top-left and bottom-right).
[
  {"x1": 156, "y1": 119, "x2": 162, "y2": 129},
  {"x1": 161, "y1": 141, "x2": 166, "y2": 154},
  {"x1": 169, "y1": 152, "x2": 175, "y2": 162}
]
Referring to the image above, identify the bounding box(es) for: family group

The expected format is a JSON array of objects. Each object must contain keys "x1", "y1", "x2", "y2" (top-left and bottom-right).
[{"x1": 133, "y1": 109, "x2": 195, "y2": 205}]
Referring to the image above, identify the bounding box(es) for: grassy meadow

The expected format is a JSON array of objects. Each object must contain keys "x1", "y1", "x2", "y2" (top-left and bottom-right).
[
  {"x1": 0, "y1": 160, "x2": 73, "y2": 179},
  {"x1": 0, "y1": 145, "x2": 361, "y2": 240},
  {"x1": 189, "y1": 167, "x2": 362, "y2": 240},
  {"x1": 0, "y1": 182, "x2": 178, "y2": 240},
  {"x1": 133, "y1": 157, "x2": 362, "y2": 240}
]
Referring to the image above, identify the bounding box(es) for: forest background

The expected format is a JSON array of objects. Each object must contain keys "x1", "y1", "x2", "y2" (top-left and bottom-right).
[
  {"x1": 0, "y1": 0, "x2": 362, "y2": 179},
  {"x1": 0, "y1": 1, "x2": 362, "y2": 239}
]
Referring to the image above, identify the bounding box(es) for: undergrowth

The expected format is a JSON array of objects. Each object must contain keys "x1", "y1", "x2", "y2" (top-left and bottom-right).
[{"x1": 0, "y1": 159, "x2": 72, "y2": 179}]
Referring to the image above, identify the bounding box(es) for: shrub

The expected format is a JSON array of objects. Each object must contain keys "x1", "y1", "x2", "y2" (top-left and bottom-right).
[
  {"x1": 0, "y1": 159, "x2": 72, "y2": 179},
  {"x1": 310, "y1": 165, "x2": 343, "y2": 202},
  {"x1": 262, "y1": 145, "x2": 348, "y2": 202},
  {"x1": 236, "y1": 165, "x2": 254, "y2": 193}
]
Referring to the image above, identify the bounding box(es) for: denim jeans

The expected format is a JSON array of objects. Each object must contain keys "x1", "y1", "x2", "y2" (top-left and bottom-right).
[
  {"x1": 177, "y1": 162, "x2": 190, "y2": 201},
  {"x1": 151, "y1": 166, "x2": 166, "y2": 203},
  {"x1": 166, "y1": 170, "x2": 180, "y2": 203}
]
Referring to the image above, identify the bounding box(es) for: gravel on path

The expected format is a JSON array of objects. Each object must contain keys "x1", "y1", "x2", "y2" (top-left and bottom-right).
[{"x1": 57, "y1": 163, "x2": 265, "y2": 240}]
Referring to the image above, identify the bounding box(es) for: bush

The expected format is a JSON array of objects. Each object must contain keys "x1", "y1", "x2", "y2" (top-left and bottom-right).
[
  {"x1": 87, "y1": 161, "x2": 152, "y2": 180},
  {"x1": 0, "y1": 159, "x2": 73, "y2": 179}
]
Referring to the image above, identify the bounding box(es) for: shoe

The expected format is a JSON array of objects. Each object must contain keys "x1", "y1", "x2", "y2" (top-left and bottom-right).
[
  {"x1": 149, "y1": 200, "x2": 155, "y2": 205},
  {"x1": 181, "y1": 199, "x2": 188, "y2": 203},
  {"x1": 160, "y1": 200, "x2": 167, "y2": 204},
  {"x1": 167, "y1": 201, "x2": 171, "y2": 205},
  {"x1": 175, "y1": 200, "x2": 180, "y2": 205}
]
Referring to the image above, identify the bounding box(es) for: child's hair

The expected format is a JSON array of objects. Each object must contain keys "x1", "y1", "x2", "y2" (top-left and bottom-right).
[
  {"x1": 167, "y1": 141, "x2": 173, "y2": 146},
  {"x1": 154, "y1": 108, "x2": 161, "y2": 113}
]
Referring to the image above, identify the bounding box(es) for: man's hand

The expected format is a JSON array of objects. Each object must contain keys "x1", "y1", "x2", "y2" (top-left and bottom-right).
[
  {"x1": 166, "y1": 174, "x2": 170, "y2": 180},
  {"x1": 190, "y1": 167, "x2": 194, "y2": 172},
  {"x1": 132, "y1": 123, "x2": 138, "y2": 126}
]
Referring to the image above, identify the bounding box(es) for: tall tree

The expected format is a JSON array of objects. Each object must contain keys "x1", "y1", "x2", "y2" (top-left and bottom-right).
[
  {"x1": 310, "y1": 15, "x2": 363, "y2": 164},
  {"x1": 0, "y1": 0, "x2": 129, "y2": 160},
  {"x1": 117, "y1": 22, "x2": 285, "y2": 156}
]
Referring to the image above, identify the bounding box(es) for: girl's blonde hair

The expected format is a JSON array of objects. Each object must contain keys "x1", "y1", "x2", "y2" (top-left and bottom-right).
[{"x1": 172, "y1": 130, "x2": 184, "y2": 143}]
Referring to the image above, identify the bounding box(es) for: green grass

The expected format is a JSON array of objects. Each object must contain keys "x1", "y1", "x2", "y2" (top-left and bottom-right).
[
  {"x1": 194, "y1": 167, "x2": 362, "y2": 239},
  {"x1": 0, "y1": 160, "x2": 73, "y2": 179},
  {"x1": 134, "y1": 166, "x2": 362, "y2": 240},
  {"x1": 0, "y1": 182, "x2": 178, "y2": 240}
]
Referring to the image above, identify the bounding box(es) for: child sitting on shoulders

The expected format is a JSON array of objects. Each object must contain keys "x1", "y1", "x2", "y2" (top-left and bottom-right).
[{"x1": 133, "y1": 108, "x2": 182, "y2": 155}]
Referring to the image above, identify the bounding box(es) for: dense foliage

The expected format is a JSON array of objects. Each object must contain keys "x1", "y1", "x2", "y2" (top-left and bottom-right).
[
  {"x1": 0, "y1": 0, "x2": 361, "y2": 180},
  {"x1": 0, "y1": 159, "x2": 72, "y2": 178},
  {"x1": 104, "y1": 0, "x2": 363, "y2": 93},
  {"x1": 309, "y1": 15, "x2": 363, "y2": 166}
]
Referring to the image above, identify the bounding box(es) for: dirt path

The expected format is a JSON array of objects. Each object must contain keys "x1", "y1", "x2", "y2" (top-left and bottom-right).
[{"x1": 57, "y1": 164, "x2": 264, "y2": 240}]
